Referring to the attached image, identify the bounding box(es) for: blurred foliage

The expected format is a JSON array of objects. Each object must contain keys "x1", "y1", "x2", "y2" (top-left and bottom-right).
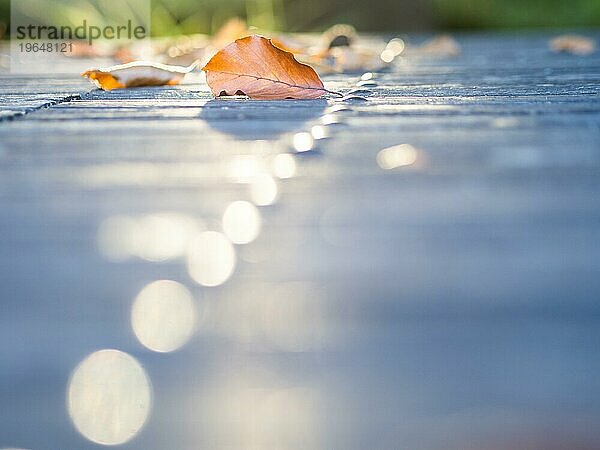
[
  {"x1": 433, "y1": 0, "x2": 600, "y2": 29},
  {"x1": 1, "y1": 0, "x2": 599, "y2": 38},
  {"x1": 149, "y1": 0, "x2": 432, "y2": 35},
  {"x1": 0, "y1": 0, "x2": 7, "y2": 39}
]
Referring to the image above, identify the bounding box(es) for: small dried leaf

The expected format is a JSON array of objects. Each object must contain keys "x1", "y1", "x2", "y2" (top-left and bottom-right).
[
  {"x1": 331, "y1": 47, "x2": 386, "y2": 72},
  {"x1": 417, "y1": 35, "x2": 461, "y2": 57},
  {"x1": 294, "y1": 25, "x2": 389, "y2": 74},
  {"x1": 202, "y1": 35, "x2": 333, "y2": 100},
  {"x1": 550, "y1": 35, "x2": 596, "y2": 56},
  {"x1": 212, "y1": 17, "x2": 250, "y2": 50},
  {"x1": 81, "y1": 60, "x2": 199, "y2": 90},
  {"x1": 301, "y1": 47, "x2": 387, "y2": 74}
]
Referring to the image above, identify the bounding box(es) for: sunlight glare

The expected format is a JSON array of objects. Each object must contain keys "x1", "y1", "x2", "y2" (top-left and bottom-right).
[
  {"x1": 360, "y1": 72, "x2": 374, "y2": 81},
  {"x1": 250, "y1": 174, "x2": 279, "y2": 206},
  {"x1": 376, "y1": 144, "x2": 418, "y2": 169},
  {"x1": 134, "y1": 213, "x2": 201, "y2": 262},
  {"x1": 272, "y1": 153, "x2": 297, "y2": 179},
  {"x1": 310, "y1": 125, "x2": 328, "y2": 140},
  {"x1": 222, "y1": 201, "x2": 262, "y2": 245},
  {"x1": 199, "y1": 374, "x2": 323, "y2": 450},
  {"x1": 131, "y1": 280, "x2": 197, "y2": 353},
  {"x1": 67, "y1": 349, "x2": 151, "y2": 446},
  {"x1": 380, "y1": 48, "x2": 396, "y2": 63},
  {"x1": 292, "y1": 132, "x2": 314, "y2": 152},
  {"x1": 387, "y1": 38, "x2": 405, "y2": 56},
  {"x1": 97, "y1": 213, "x2": 201, "y2": 262},
  {"x1": 186, "y1": 231, "x2": 236, "y2": 287},
  {"x1": 228, "y1": 156, "x2": 265, "y2": 182}
]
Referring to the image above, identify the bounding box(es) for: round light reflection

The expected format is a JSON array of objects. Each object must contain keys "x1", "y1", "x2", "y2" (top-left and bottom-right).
[
  {"x1": 380, "y1": 48, "x2": 396, "y2": 63},
  {"x1": 97, "y1": 213, "x2": 201, "y2": 262},
  {"x1": 360, "y1": 72, "x2": 374, "y2": 81},
  {"x1": 134, "y1": 213, "x2": 200, "y2": 262},
  {"x1": 272, "y1": 154, "x2": 297, "y2": 179},
  {"x1": 386, "y1": 38, "x2": 405, "y2": 56},
  {"x1": 131, "y1": 280, "x2": 197, "y2": 353},
  {"x1": 222, "y1": 201, "x2": 261, "y2": 245},
  {"x1": 292, "y1": 132, "x2": 314, "y2": 152},
  {"x1": 250, "y1": 175, "x2": 279, "y2": 206},
  {"x1": 310, "y1": 125, "x2": 327, "y2": 140},
  {"x1": 187, "y1": 231, "x2": 236, "y2": 287},
  {"x1": 376, "y1": 144, "x2": 418, "y2": 169},
  {"x1": 67, "y1": 349, "x2": 152, "y2": 446}
]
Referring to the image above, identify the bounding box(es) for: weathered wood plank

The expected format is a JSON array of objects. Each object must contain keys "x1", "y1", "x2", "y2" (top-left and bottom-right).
[{"x1": 0, "y1": 33, "x2": 599, "y2": 450}]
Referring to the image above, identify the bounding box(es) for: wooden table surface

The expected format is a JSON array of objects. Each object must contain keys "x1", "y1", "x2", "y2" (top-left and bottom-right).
[{"x1": 1, "y1": 33, "x2": 600, "y2": 449}]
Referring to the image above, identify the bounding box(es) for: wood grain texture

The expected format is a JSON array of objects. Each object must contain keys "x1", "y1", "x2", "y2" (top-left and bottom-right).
[{"x1": 1, "y1": 33, "x2": 600, "y2": 450}]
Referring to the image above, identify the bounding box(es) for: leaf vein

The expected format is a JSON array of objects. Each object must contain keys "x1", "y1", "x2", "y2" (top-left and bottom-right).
[{"x1": 207, "y1": 71, "x2": 338, "y2": 95}]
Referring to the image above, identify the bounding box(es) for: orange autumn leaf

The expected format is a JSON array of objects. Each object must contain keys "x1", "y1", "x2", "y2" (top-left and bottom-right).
[
  {"x1": 82, "y1": 60, "x2": 199, "y2": 91},
  {"x1": 202, "y1": 35, "x2": 336, "y2": 100},
  {"x1": 550, "y1": 35, "x2": 596, "y2": 56},
  {"x1": 417, "y1": 35, "x2": 461, "y2": 57}
]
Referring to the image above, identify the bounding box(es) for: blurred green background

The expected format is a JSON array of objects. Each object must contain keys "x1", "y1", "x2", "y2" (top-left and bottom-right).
[{"x1": 1, "y1": 0, "x2": 600, "y2": 38}]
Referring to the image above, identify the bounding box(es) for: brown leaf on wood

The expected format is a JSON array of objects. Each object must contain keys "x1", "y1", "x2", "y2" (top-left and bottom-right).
[
  {"x1": 550, "y1": 35, "x2": 596, "y2": 56},
  {"x1": 202, "y1": 35, "x2": 336, "y2": 100},
  {"x1": 81, "y1": 60, "x2": 199, "y2": 90}
]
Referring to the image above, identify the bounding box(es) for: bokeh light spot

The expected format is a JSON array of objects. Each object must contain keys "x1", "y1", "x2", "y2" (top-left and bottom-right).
[
  {"x1": 272, "y1": 153, "x2": 297, "y2": 179},
  {"x1": 134, "y1": 213, "x2": 201, "y2": 262},
  {"x1": 131, "y1": 280, "x2": 197, "y2": 353},
  {"x1": 97, "y1": 213, "x2": 201, "y2": 262},
  {"x1": 380, "y1": 48, "x2": 396, "y2": 63},
  {"x1": 250, "y1": 174, "x2": 279, "y2": 206},
  {"x1": 67, "y1": 349, "x2": 151, "y2": 446},
  {"x1": 376, "y1": 144, "x2": 418, "y2": 169},
  {"x1": 186, "y1": 231, "x2": 236, "y2": 287},
  {"x1": 311, "y1": 125, "x2": 328, "y2": 140},
  {"x1": 360, "y1": 72, "x2": 374, "y2": 81},
  {"x1": 292, "y1": 132, "x2": 314, "y2": 152},
  {"x1": 222, "y1": 201, "x2": 262, "y2": 245}
]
